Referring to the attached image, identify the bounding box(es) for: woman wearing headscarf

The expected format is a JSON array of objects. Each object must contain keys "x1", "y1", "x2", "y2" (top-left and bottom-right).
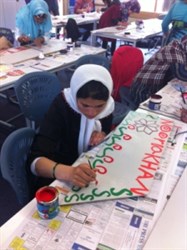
[
  {"x1": 16, "y1": 0, "x2": 52, "y2": 46},
  {"x1": 27, "y1": 64, "x2": 114, "y2": 195},
  {"x1": 162, "y1": 0, "x2": 187, "y2": 45},
  {"x1": 120, "y1": 0, "x2": 141, "y2": 23}
]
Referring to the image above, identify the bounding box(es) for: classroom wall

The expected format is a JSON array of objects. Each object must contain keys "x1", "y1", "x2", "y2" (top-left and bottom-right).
[{"x1": 0, "y1": 0, "x2": 25, "y2": 30}]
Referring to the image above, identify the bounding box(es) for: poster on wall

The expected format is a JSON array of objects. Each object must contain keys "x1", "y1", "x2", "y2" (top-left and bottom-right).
[{"x1": 58, "y1": 111, "x2": 174, "y2": 205}]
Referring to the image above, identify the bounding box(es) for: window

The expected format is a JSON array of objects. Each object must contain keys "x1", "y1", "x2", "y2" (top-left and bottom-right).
[{"x1": 138, "y1": 0, "x2": 174, "y2": 13}]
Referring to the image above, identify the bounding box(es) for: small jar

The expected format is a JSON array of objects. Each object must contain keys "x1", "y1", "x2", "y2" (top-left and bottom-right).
[
  {"x1": 36, "y1": 186, "x2": 59, "y2": 219},
  {"x1": 67, "y1": 42, "x2": 74, "y2": 51},
  {"x1": 181, "y1": 102, "x2": 187, "y2": 123},
  {"x1": 148, "y1": 94, "x2": 162, "y2": 110}
]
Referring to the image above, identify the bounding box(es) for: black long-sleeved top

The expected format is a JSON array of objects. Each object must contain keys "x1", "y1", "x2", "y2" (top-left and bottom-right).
[{"x1": 27, "y1": 92, "x2": 113, "y2": 195}]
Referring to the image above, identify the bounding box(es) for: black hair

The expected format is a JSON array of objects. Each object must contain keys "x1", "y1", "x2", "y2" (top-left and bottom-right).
[{"x1": 77, "y1": 80, "x2": 109, "y2": 101}]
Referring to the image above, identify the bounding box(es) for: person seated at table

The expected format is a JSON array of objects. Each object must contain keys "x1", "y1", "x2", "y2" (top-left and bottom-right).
[
  {"x1": 98, "y1": 0, "x2": 122, "y2": 55},
  {"x1": 162, "y1": 0, "x2": 187, "y2": 45},
  {"x1": 100, "y1": 0, "x2": 112, "y2": 12},
  {"x1": 119, "y1": 0, "x2": 141, "y2": 25},
  {"x1": 120, "y1": 35, "x2": 187, "y2": 110},
  {"x1": 74, "y1": 0, "x2": 95, "y2": 41},
  {"x1": 0, "y1": 36, "x2": 13, "y2": 50},
  {"x1": 27, "y1": 64, "x2": 114, "y2": 195},
  {"x1": 25, "y1": 0, "x2": 61, "y2": 38},
  {"x1": 15, "y1": 0, "x2": 52, "y2": 47}
]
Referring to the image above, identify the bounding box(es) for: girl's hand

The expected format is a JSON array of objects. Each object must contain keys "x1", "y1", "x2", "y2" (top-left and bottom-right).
[
  {"x1": 18, "y1": 35, "x2": 31, "y2": 44},
  {"x1": 34, "y1": 37, "x2": 44, "y2": 47},
  {"x1": 89, "y1": 131, "x2": 106, "y2": 147},
  {"x1": 69, "y1": 163, "x2": 96, "y2": 187}
]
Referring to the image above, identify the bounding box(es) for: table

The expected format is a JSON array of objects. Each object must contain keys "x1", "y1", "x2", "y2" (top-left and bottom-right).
[
  {"x1": 91, "y1": 18, "x2": 162, "y2": 46},
  {"x1": 0, "y1": 39, "x2": 106, "y2": 92},
  {"x1": 144, "y1": 166, "x2": 187, "y2": 249},
  {"x1": 52, "y1": 12, "x2": 101, "y2": 33},
  {"x1": 0, "y1": 109, "x2": 186, "y2": 250},
  {"x1": 0, "y1": 39, "x2": 106, "y2": 128}
]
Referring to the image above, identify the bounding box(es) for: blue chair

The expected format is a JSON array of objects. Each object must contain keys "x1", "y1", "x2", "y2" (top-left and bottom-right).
[
  {"x1": 14, "y1": 71, "x2": 63, "y2": 129},
  {"x1": 75, "y1": 54, "x2": 111, "y2": 70},
  {"x1": 0, "y1": 127, "x2": 35, "y2": 206},
  {"x1": 57, "y1": 54, "x2": 111, "y2": 89}
]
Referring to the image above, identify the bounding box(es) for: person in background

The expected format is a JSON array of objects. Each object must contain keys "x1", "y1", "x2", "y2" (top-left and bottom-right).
[
  {"x1": 100, "y1": 0, "x2": 112, "y2": 12},
  {"x1": 74, "y1": 0, "x2": 95, "y2": 41},
  {"x1": 27, "y1": 64, "x2": 114, "y2": 196},
  {"x1": 25, "y1": 0, "x2": 60, "y2": 15},
  {"x1": 74, "y1": 0, "x2": 95, "y2": 14},
  {"x1": 98, "y1": 0, "x2": 122, "y2": 55},
  {"x1": 119, "y1": 0, "x2": 141, "y2": 24},
  {"x1": 162, "y1": 0, "x2": 187, "y2": 45},
  {"x1": 16, "y1": 0, "x2": 52, "y2": 46},
  {"x1": 121, "y1": 35, "x2": 187, "y2": 110},
  {"x1": 0, "y1": 36, "x2": 13, "y2": 50}
]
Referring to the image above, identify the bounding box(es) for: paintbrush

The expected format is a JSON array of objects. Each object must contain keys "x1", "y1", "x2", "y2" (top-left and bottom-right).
[
  {"x1": 180, "y1": 87, "x2": 186, "y2": 104},
  {"x1": 88, "y1": 159, "x2": 98, "y2": 185}
]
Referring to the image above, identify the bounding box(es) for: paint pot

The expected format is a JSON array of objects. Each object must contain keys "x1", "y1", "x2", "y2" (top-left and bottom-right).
[
  {"x1": 181, "y1": 102, "x2": 187, "y2": 123},
  {"x1": 36, "y1": 186, "x2": 59, "y2": 219},
  {"x1": 67, "y1": 42, "x2": 74, "y2": 51},
  {"x1": 148, "y1": 94, "x2": 162, "y2": 110}
]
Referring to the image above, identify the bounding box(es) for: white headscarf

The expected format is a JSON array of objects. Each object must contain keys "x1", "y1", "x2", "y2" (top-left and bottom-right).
[{"x1": 64, "y1": 64, "x2": 114, "y2": 154}]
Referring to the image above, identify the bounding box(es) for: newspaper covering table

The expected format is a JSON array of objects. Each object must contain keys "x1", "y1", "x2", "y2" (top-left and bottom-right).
[
  {"x1": 1, "y1": 112, "x2": 187, "y2": 250},
  {"x1": 139, "y1": 79, "x2": 187, "y2": 121}
]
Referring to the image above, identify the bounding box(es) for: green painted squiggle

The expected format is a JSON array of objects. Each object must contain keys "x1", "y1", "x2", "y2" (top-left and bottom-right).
[
  {"x1": 92, "y1": 158, "x2": 103, "y2": 168},
  {"x1": 92, "y1": 188, "x2": 111, "y2": 197},
  {"x1": 64, "y1": 194, "x2": 79, "y2": 203},
  {"x1": 117, "y1": 126, "x2": 128, "y2": 136},
  {"x1": 80, "y1": 193, "x2": 94, "y2": 201},
  {"x1": 110, "y1": 187, "x2": 133, "y2": 196},
  {"x1": 64, "y1": 186, "x2": 133, "y2": 203},
  {"x1": 97, "y1": 147, "x2": 113, "y2": 158},
  {"x1": 72, "y1": 186, "x2": 82, "y2": 192},
  {"x1": 105, "y1": 134, "x2": 121, "y2": 146}
]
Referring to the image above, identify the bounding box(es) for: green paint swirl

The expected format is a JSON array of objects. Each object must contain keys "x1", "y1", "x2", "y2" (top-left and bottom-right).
[
  {"x1": 92, "y1": 188, "x2": 111, "y2": 197},
  {"x1": 97, "y1": 147, "x2": 113, "y2": 158},
  {"x1": 64, "y1": 194, "x2": 79, "y2": 203},
  {"x1": 92, "y1": 158, "x2": 103, "y2": 169},
  {"x1": 110, "y1": 187, "x2": 133, "y2": 196},
  {"x1": 105, "y1": 134, "x2": 121, "y2": 146},
  {"x1": 80, "y1": 193, "x2": 94, "y2": 201},
  {"x1": 72, "y1": 186, "x2": 82, "y2": 192}
]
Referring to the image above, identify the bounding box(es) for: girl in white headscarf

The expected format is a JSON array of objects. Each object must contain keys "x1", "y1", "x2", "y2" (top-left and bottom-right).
[{"x1": 28, "y1": 64, "x2": 114, "y2": 194}]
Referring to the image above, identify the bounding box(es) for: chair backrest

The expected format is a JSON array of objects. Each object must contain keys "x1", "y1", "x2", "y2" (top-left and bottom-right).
[
  {"x1": 65, "y1": 18, "x2": 81, "y2": 42},
  {"x1": 110, "y1": 45, "x2": 144, "y2": 101},
  {"x1": 0, "y1": 27, "x2": 14, "y2": 45},
  {"x1": 14, "y1": 71, "x2": 63, "y2": 129},
  {"x1": 75, "y1": 54, "x2": 110, "y2": 71},
  {"x1": 0, "y1": 127, "x2": 35, "y2": 206}
]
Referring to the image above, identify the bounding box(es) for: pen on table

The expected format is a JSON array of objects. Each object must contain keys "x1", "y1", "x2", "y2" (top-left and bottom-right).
[
  {"x1": 171, "y1": 127, "x2": 179, "y2": 146},
  {"x1": 180, "y1": 87, "x2": 186, "y2": 104},
  {"x1": 88, "y1": 159, "x2": 98, "y2": 185},
  {"x1": 14, "y1": 63, "x2": 25, "y2": 68}
]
